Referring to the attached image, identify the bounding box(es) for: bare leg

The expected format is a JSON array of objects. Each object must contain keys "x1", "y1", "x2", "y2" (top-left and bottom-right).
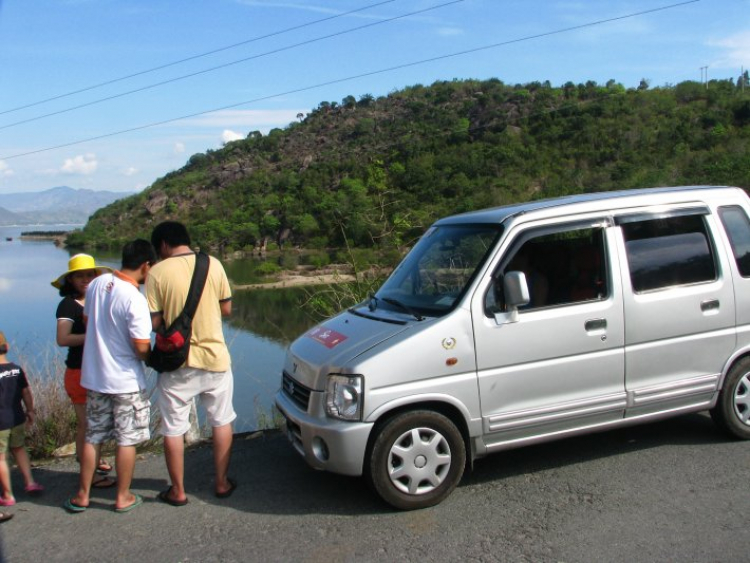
[
  {"x1": 162, "y1": 434, "x2": 187, "y2": 502},
  {"x1": 73, "y1": 403, "x2": 108, "y2": 472},
  {"x1": 113, "y1": 445, "x2": 137, "y2": 509},
  {"x1": 213, "y1": 423, "x2": 233, "y2": 495},
  {"x1": 10, "y1": 447, "x2": 34, "y2": 488},
  {"x1": 71, "y1": 442, "x2": 101, "y2": 507},
  {"x1": 73, "y1": 403, "x2": 86, "y2": 462},
  {"x1": 0, "y1": 453, "x2": 13, "y2": 503}
]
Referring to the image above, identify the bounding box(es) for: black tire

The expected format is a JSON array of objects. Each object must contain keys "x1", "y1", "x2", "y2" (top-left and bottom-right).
[
  {"x1": 710, "y1": 357, "x2": 750, "y2": 439},
  {"x1": 366, "y1": 410, "x2": 466, "y2": 510}
]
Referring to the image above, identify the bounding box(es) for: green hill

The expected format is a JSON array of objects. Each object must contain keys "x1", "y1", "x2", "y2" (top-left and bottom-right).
[{"x1": 68, "y1": 77, "x2": 750, "y2": 253}]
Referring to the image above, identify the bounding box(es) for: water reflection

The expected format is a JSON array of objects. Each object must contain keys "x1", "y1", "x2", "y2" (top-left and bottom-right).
[{"x1": 230, "y1": 287, "x2": 315, "y2": 344}]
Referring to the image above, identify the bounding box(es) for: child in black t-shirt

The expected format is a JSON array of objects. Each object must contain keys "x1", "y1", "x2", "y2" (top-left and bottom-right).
[{"x1": 0, "y1": 331, "x2": 43, "y2": 513}]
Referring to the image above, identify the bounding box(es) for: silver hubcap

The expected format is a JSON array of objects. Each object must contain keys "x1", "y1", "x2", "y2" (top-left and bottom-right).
[
  {"x1": 733, "y1": 372, "x2": 750, "y2": 425},
  {"x1": 387, "y1": 427, "x2": 451, "y2": 495}
]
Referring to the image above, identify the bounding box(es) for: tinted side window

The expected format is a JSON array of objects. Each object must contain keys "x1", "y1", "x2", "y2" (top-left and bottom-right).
[
  {"x1": 622, "y1": 215, "x2": 716, "y2": 293},
  {"x1": 718, "y1": 206, "x2": 750, "y2": 277},
  {"x1": 486, "y1": 226, "x2": 608, "y2": 313}
]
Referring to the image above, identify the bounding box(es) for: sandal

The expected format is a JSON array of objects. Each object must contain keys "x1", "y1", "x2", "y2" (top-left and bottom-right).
[
  {"x1": 63, "y1": 498, "x2": 87, "y2": 513},
  {"x1": 24, "y1": 483, "x2": 44, "y2": 495},
  {"x1": 215, "y1": 478, "x2": 238, "y2": 499},
  {"x1": 92, "y1": 476, "x2": 117, "y2": 489},
  {"x1": 114, "y1": 493, "x2": 143, "y2": 513},
  {"x1": 96, "y1": 459, "x2": 113, "y2": 475},
  {"x1": 0, "y1": 512, "x2": 13, "y2": 523},
  {"x1": 157, "y1": 486, "x2": 188, "y2": 507},
  {"x1": 0, "y1": 497, "x2": 15, "y2": 507}
]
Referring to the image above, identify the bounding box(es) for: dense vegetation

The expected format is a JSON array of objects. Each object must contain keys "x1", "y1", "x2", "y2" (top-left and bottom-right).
[{"x1": 68, "y1": 76, "x2": 750, "y2": 253}]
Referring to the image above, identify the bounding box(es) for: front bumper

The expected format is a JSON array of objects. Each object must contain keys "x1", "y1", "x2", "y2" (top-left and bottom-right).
[{"x1": 275, "y1": 388, "x2": 374, "y2": 476}]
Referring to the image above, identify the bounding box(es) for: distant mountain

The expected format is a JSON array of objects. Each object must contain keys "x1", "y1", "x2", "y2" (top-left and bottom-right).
[
  {"x1": 0, "y1": 186, "x2": 132, "y2": 225},
  {"x1": 0, "y1": 206, "x2": 27, "y2": 226}
]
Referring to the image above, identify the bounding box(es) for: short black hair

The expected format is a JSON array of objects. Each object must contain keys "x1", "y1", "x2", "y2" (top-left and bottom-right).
[
  {"x1": 151, "y1": 221, "x2": 191, "y2": 250},
  {"x1": 58, "y1": 277, "x2": 78, "y2": 298},
  {"x1": 121, "y1": 239, "x2": 157, "y2": 270}
]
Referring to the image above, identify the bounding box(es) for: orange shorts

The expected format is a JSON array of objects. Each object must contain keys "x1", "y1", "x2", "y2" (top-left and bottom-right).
[{"x1": 64, "y1": 368, "x2": 87, "y2": 405}]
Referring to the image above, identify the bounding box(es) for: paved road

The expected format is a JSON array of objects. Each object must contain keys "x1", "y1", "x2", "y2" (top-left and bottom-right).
[{"x1": 1, "y1": 411, "x2": 749, "y2": 563}]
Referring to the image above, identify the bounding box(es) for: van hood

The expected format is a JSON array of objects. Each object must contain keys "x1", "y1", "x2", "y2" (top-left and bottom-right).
[{"x1": 285, "y1": 307, "x2": 414, "y2": 390}]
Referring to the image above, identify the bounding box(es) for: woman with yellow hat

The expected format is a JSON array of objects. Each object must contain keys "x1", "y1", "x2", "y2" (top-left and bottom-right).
[{"x1": 53, "y1": 254, "x2": 116, "y2": 486}]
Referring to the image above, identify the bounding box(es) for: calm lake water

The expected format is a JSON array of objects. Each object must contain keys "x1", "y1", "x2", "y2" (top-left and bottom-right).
[{"x1": 0, "y1": 225, "x2": 317, "y2": 433}]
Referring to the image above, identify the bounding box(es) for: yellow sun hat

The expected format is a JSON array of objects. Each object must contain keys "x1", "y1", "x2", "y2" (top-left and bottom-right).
[{"x1": 51, "y1": 254, "x2": 113, "y2": 289}]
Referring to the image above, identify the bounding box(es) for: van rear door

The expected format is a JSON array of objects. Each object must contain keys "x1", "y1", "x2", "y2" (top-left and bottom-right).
[{"x1": 616, "y1": 207, "x2": 735, "y2": 416}]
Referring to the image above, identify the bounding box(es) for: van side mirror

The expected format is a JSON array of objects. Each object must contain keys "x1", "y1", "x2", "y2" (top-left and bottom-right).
[{"x1": 502, "y1": 271, "x2": 530, "y2": 323}]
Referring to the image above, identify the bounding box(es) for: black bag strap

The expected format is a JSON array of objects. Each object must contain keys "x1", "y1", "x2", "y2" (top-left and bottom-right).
[{"x1": 181, "y1": 252, "x2": 210, "y2": 321}]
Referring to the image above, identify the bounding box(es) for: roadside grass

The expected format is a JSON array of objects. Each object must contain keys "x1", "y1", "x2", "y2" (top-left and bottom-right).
[{"x1": 17, "y1": 344, "x2": 283, "y2": 462}]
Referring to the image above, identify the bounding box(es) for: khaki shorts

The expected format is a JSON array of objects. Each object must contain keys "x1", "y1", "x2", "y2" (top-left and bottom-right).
[
  {"x1": 0, "y1": 424, "x2": 25, "y2": 452},
  {"x1": 86, "y1": 390, "x2": 151, "y2": 447},
  {"x1": 157, "y1": 366, "x2": 236, "y2": 436}
]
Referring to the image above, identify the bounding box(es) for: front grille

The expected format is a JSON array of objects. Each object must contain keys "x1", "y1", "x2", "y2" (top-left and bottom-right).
[{"x1": 282, "y1": 371, "x2": 312, "y2": 411}]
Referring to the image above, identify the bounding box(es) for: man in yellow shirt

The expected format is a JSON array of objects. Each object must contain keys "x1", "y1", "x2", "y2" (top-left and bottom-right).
[{"x1": 146, "y1": 221, "x2": 237, "y2": 506}]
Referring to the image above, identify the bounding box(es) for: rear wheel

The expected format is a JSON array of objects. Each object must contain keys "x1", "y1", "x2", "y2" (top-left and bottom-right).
[
  {"x1": 366, "y1": 410, "x2": 465, "y2": 510},
  {"x1": 710, "y1": 357, "x2": 750, "y2": 439}
]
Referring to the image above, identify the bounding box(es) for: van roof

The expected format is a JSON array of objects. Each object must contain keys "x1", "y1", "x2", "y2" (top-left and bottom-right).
[{"x1": 434, "y1": 185, "x2": 745, "y2": 226}]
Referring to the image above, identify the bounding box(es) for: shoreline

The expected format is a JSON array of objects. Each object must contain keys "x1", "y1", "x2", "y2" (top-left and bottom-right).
[{"x1": 233, "y1": 272, "x2": 356, "y2": 290}]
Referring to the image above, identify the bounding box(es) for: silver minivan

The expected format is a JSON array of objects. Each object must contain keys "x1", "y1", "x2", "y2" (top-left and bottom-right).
[{"x1": 275, "y1": 186, "x2": 750, "y2": 510}]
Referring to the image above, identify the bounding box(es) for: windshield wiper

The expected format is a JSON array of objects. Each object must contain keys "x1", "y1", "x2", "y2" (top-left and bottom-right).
[
  {"x1": 368, "y1": 294, "x2": 379, "y2": 312},
  {"x1": 382, "y1": 297, "x2": 424, "y2": 321}
]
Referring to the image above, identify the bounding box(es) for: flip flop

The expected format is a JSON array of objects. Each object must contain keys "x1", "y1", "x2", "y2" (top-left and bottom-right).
[
  {"x1": 0, "y1": 497, "x2": 16, "y2": 507},
  {"x1": 25, "y1": 483, "x2": 44, "y2": 495},
  {"x1": 0, "y1": 512, "x2": 13, "y2": 523},
  {"x1": 215, "y1": 478, "x2": 237, "y2": 499},
  {"x1": 63, "y1": 498, "x2": 87, "y2": 513},
  {"x1": 96, "y1": 460, "x2": 113, "y2": 475},
  {"x1": 92, "y1": 476, "x2": 117, "y2": 489},
  {"x1": 157, "y1": 486, "x2": 188, "y2": 507},
  {"x1": 114, "y1": 493, "x2": 143, "y2": 513}
]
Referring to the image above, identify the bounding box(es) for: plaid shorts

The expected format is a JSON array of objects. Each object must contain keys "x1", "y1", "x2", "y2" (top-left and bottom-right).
[{"x1": 85, "y1": 390, "x2": 151, "y2": 447}]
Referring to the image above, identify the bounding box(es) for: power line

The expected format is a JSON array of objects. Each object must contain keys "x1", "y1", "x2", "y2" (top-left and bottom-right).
[
  {"x1": 0, "y1": 0, "x2": 700, "y2": 162},
  {"x1": 0, "y1": 0, "x2": 398, "y2": 117},
  {"x1": 0, "y1": 0, "x2": 463, "y2": 131}
]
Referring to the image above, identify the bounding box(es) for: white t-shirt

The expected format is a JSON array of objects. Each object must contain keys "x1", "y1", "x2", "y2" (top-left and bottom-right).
[{"x1": 81, "y1": 271, "x2": 152, "y2": 394}]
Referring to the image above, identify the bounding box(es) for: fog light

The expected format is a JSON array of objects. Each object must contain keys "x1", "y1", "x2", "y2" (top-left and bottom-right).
[{"x1": 312, "y1": 437, "x2": 329, "y2": 462}]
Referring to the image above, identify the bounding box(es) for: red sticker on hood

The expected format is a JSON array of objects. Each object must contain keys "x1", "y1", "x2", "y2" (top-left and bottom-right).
[{"x1": 307, "y1": 326, "x2": 348, "y2": 349}]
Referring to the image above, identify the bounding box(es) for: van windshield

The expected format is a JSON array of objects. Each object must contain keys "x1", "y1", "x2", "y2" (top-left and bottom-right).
[{"x1": 374, "y1": 224, "x2": 502, "y2": 318}]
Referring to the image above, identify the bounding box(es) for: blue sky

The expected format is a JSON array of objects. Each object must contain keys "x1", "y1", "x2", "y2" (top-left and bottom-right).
[{"x1": 0, "y1": 0, "x2": 748, "y2": 195}]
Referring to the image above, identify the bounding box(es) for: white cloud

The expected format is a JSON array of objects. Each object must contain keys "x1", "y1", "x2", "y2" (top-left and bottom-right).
[
  {"x1": 61, "y1": 153, "x2": 98, "y2": 175},
  {"x1": 123, "y1": 167, "x2": 138, "y2": 176},
  {"x1": 708, "y1": 31, "x2": 750, "y2": 69},
  {"x1": 183, "y1": 109, "x2": 306, "y2": 130},
  {"x1": 174, "y1": 142, "x2": 186, "y2": 154},
  {"x1": 0, "y1": 161, "x2": 13, "y2": 178},
  {"x1": 0, "y1": 278, "x2": 11, "y2": 292},
  {"x1": 437, "y1": 27, "x2": 463, "y2": 36},
  {"x1": 222, "y1": 129, "x2": 244, "y2": 144}
]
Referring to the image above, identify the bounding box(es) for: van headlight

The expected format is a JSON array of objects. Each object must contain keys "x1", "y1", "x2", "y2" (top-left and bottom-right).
[{"x1": 325, "y1": 375, "x2": 363, "y2": 421}]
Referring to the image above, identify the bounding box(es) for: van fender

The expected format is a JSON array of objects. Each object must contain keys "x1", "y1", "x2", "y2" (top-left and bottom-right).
[
  {"x1": 365, "y1": 393, "x2": 482, "y2": 438},
  {"x1": 719, "y1": 344, "x2": 750, "y2": 392}
]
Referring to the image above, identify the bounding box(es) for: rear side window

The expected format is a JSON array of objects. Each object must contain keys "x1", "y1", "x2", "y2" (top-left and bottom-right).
[
  {"x1": 622, "y1": 214, "x2": 716, "y2": 293},
  {"x1": 718, "y1": 205, "x2": 750, "y2": 277}
]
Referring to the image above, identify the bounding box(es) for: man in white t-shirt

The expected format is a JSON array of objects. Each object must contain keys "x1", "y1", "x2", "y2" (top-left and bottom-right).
[{"x1": 64, "y1": 240, "x2": 157, "y2": 515}]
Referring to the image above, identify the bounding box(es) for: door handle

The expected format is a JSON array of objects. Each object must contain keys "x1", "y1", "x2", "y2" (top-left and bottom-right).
[
  {"x1": 585, "y1": 318, "x2": 607, "y2": 332},
  {"x1": 701, "y1": 299, "x2": 720, "y2": 312}
]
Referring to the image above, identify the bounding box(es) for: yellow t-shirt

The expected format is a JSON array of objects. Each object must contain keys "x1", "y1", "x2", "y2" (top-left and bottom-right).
[{"x1": 146, "y1": 253, "x2": 232, "y2": 372}]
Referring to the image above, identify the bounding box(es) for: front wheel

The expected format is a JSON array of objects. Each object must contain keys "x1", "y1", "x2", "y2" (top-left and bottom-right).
[
  {"x1": 366, "y1": 410, "x2": 466, "y2": 510},
  {"x1": 710, "y1": 357, "x2": 750, "y2": 439}
]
